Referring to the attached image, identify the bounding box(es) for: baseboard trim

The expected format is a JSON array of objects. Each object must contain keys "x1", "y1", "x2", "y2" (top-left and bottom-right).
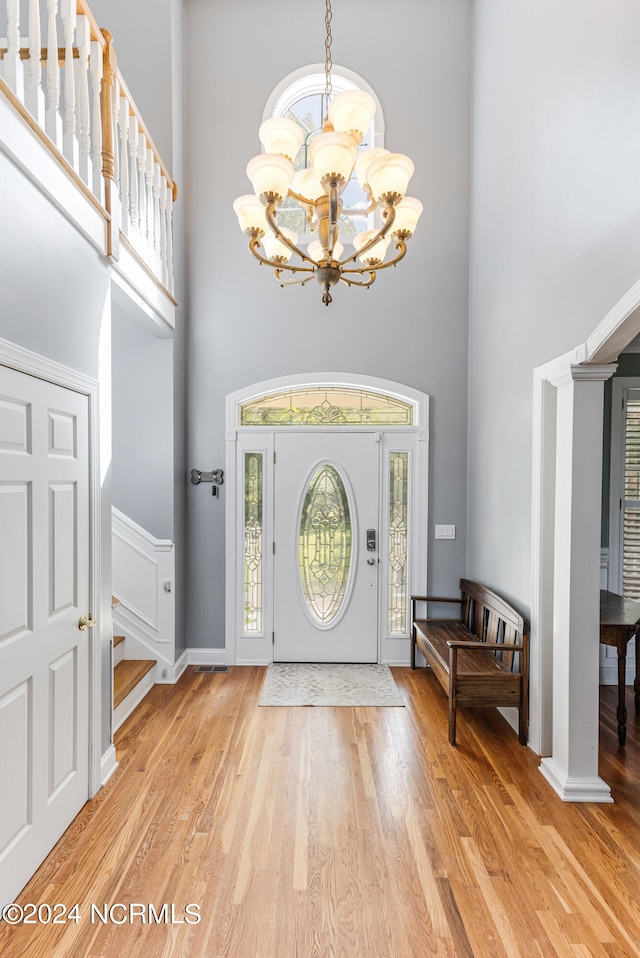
[
  {"x1": 100, "y1": 745, "x2": 119, "y2": 788},
  {"x1": 539, "y1": 757, "x2": 614, "y2": 803},
  {"x1": 187, "y1": 648, "x2": 228, "y2": 666},
  {"x1": 154, "y1": 649, "x2": 189, "y2": 684}
]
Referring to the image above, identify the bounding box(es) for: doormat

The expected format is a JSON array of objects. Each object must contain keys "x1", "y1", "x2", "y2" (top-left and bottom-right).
[{"x1": 258, "y1": 663, "x2": 404, "y2": 707}]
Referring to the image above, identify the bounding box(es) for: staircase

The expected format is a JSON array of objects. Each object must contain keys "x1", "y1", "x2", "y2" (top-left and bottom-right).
[{"x1": 112, "y1": 598, "x2": 157, "y2": 732}]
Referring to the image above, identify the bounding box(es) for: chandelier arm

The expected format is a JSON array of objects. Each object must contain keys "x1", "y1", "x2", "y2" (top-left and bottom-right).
[
  {"x1": 338, "y1": 202, "x2": 397, "y2": 266},
  {"x1": 339, "y1": 271, "x2": 377, "y2": 289},
  {"x1": 340, "y1": 199, "x2": 378, "y2": 217},
  {"x1": 287, "y1": 187, "x2": 317, "y2": 209},
  {"x1": 248, "y1": 236, "x2": 315, "y2": 274},
  {"x1": 264, "y1": 201, "x2": 318, "y2": 266},
  {"x1": 275, "y1": 270, "x2": 317, "y2": 287},
  {"x1": 341, "y1": 238, "x2": 408, "y2": 275}
]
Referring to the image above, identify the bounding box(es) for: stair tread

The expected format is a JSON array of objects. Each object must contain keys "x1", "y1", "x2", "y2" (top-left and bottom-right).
[
  {"x1": 113, "y1": 635, "x2": 125, "y2": 647},
  {"x1": 114, "y1": 659, "x2": 155, "y2": 709}
]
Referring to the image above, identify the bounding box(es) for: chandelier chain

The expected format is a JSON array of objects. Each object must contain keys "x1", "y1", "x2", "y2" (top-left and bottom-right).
[{"x1": 324, "y1": 0, "x2": 333, "y2": 107}]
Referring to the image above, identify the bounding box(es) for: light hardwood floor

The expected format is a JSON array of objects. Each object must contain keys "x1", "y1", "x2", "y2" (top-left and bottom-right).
[{"x1": 1, "y1": 667, "x2": 640, "y2": 958}]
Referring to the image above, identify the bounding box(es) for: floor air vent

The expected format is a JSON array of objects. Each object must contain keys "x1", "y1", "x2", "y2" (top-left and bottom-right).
[{"x1": 195, "y1": 665, "x2": 229, "y2": 673}]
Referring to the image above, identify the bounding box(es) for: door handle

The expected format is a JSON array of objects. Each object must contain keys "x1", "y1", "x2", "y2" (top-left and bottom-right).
[{"x1": 78, "y1": 614, "x2": 96, "y2": 631}]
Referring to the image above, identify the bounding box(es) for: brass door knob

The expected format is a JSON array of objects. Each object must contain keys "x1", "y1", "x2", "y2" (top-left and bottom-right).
[{"x1": 78, "y1": 614, "x2": 96, "y2": 631}]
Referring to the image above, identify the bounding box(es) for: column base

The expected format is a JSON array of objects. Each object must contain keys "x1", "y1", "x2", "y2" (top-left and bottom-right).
[{"x1": 539, "y1": 757, "x2": 613, "y2": 803}]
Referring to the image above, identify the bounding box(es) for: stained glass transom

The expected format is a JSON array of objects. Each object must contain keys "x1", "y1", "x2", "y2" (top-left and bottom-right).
[
  {"x1": 240, "y1": 388, "x2": 413, "y2": 426},
  {"x1": 388, "y1": 452, "x2": 409, "y2": 635},
  {"x1": 299, "y1": 464, "x2": 352, "y2": 625},
  {"x1": 244, "y1": 452, "x2": 263, "y2": 633}
]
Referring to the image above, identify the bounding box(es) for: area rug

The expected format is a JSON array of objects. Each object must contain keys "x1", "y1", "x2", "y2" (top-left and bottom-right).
[{"x1": 259, "y1": 663, "x2": 404, "y2": 707}]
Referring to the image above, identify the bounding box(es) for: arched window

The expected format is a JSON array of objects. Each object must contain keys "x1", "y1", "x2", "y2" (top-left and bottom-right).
[{"x1": 263, "y1": 65, "x2": 385, "y2": 240}]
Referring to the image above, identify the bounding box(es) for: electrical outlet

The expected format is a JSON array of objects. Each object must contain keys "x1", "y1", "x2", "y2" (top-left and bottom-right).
[
  {"x1": 435, "y1": 524, "x2": 456, "y2": 540},
  {"x1": 161, "y1": 669, "x2": 168, "y2": 679}
]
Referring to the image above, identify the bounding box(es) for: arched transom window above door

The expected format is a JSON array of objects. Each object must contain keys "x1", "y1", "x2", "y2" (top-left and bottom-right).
[{"x1": 239, "y1": 386, "x2": 413, "y2": 426}]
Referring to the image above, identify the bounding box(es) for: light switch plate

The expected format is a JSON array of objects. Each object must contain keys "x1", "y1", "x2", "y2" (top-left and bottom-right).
[{"x1": 435, "y1": 524, "x2": 456, "y2": 539}]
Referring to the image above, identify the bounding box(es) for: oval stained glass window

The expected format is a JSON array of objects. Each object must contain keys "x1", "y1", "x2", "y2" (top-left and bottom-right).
[{"x1": 299, "y1": 464, "x2": 352, "y2": 625}]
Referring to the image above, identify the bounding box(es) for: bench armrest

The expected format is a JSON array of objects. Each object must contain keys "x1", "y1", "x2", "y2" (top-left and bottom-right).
[
  {"x1": 411, "y1": 595, "x2": 462, "y2": 604},
  {"x1": 446, "y1": 640, "x2": 524, "y2": 652}
]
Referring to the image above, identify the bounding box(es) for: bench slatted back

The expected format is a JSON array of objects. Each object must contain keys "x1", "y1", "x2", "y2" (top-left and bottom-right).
[{"x1": 459, "y1": 579, "x2": 526, "y2": 674}]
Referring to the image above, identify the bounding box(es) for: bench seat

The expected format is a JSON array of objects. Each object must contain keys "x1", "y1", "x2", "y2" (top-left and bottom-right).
[{"x1": 411, "y1": 580, "x2": 528, "y2": 747}]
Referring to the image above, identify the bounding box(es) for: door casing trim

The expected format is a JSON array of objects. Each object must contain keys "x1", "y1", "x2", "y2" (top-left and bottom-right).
[{"x1": 225, "y1": 372, "x2": 429, "y2": 666}]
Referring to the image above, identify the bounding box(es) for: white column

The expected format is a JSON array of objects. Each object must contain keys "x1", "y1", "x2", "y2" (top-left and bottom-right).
[
  {"x1": 26, "y1": 0, "x2": 45, "y2": 123},
  {"x1": 540, "y1": 363, "x2": 617, "y2": 802}
]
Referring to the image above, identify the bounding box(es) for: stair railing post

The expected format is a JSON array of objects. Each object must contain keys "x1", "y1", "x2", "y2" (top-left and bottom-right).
[
  {"x1": 5, "y1": 0, "x2": 24, "y2": 101},
  {"x1": 128, "y1": 114, "x2": 139, "y2": 237},
  {"x1": 27, "y1": 0, "x2": 45, "y2": 124},
  {"x1": 119, "y1": 93, "x2": 130, "y2": 236},
  {"x1": 100, "y1": 29, "x2": 120, "y2": 259},
  {"x1": 45, "y1": 0, "x2": 63, "y2": 147},
  {"x1": 89, "y1": 35, "x2": 103, "y2": 204},
  {"x1": 76, "y1": 13, "x2": 92, "y2": 189},
  {"x1": 60, "y1": 0, "x2": 78, "y2": 168}
]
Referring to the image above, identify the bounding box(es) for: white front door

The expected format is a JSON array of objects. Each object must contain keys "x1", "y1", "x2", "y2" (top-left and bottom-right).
[
  {"x1": 273, "y1": 432, "x2": 379, "y2": 662},
  {"x1": 0, "y1": 365, "x2": 90, "y2": 903}
]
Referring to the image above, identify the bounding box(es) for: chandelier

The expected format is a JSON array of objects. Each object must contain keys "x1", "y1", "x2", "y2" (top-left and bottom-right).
[{"x1": 233, "y1": 0, "x2": 422, "y2": 306}]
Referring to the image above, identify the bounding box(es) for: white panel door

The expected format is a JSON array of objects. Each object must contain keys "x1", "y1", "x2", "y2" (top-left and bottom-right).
[
  {"x1": 0, "y1": 365, "x2": 90, "y2": 904},
  {"x1": 273, "y1": 432, "x2": 379, "y2": 662}
]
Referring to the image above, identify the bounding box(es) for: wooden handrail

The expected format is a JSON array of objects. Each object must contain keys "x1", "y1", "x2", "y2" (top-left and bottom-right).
[{"x1": 76, "y1": 0, "x2": 105, "y2": 48}]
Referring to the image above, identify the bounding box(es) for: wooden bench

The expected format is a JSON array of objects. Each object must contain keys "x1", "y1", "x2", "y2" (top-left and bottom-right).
[{"x1": 411, "y1": 579, "x2": 528, "y2": 746}]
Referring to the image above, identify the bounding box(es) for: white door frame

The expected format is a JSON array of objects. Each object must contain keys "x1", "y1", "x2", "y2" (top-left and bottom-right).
[
  {"x1": 530, "y1": 276, "x2": 640, "y2": 801},
  {"x1": 225, "y1": 372, "x2": 429, "y2": 666},
  {"x1": 0, "y1": 336, "x2": 103, "y2": 798}
]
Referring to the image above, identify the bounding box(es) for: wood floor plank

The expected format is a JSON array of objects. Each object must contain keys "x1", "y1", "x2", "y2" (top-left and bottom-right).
[{"x1": 3, "y1": 669, "x2": 640, "y2": 957}]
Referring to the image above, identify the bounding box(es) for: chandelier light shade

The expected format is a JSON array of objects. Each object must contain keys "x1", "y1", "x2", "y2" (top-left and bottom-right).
[
  {"x1": 309, "y1": 131, "x2": 359, "y2": 186},
  {"x1": 365, "y1": 153, "x2": 415, "y2": 204},
  {"x1": 233, "y1": 0, "x2": 422, "y2": 305},
  {"x1": 258, "y1": 117, "x2": 304, "y2": 162},
  {"x1": 232, "y1": 194, "x2": 269, "y2": 234},
  {"x1": 328, "y1": 89, "x2": 376, "y2": 142},
  {"x1": 355, "y1": 147, "x2": 388, "y2": 190},
  {"x1": 390, "y1": 197, "x2": 424, "y2": 237},
  {"x1": 246, "y1": 153, "x2": 295, "y2": 204},
  {"x1": 353, "y1": 230, "x2": 391, "y2": 265},
  {"x1": 263, "y1": 226, "x2": 299, "y2": 262}
]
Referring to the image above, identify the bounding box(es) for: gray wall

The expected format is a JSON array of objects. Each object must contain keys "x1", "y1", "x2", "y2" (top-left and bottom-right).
[
  {"x1": 111, "y1": 309, "x2": 175, "y2": 539},
  {"x1": 184, "y1": 0, "x2": 473, "y2": 649},
  {"x1": 468, "y1": 0, "x2": 640, "y2": 613},
  {"x1": 89, "y1": 0, "x2": 175, "y2": 169}
]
